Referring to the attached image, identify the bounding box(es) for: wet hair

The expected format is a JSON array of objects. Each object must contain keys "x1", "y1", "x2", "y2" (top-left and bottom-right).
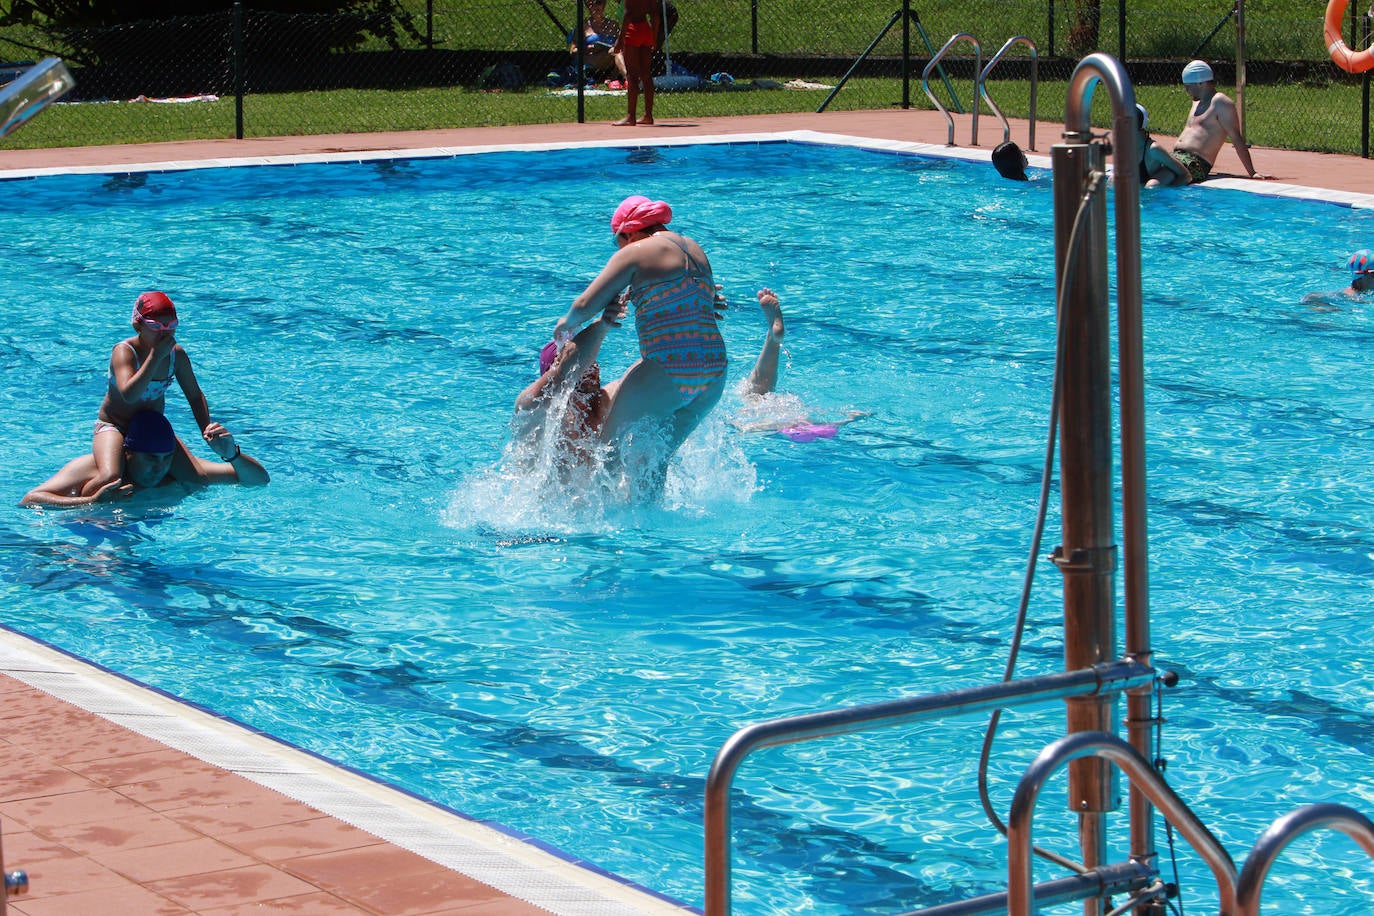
[{"x1": 991, "y1": 141, "x2": 1028, "y2": 181}]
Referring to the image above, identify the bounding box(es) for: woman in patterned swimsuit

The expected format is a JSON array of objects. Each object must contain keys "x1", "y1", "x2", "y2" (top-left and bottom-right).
[{"x1": 554, "y1": 195, "x2": 727, "y2": 490}]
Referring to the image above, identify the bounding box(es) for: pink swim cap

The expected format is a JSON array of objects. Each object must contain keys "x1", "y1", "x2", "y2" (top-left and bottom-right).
[
  {"x1": 611, "y1": 195, "x2": 672, "y2": 234},
  {"x1": 539, "y1": 340, "x2": 558, "y2": 374}
]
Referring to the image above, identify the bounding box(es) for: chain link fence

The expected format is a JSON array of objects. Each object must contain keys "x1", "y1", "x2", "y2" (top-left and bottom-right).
[{"x1": 1, "y1": 0, "x2": 1369, "y2": 155}]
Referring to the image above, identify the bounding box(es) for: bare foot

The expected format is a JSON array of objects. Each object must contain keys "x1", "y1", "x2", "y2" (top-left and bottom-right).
[
  {"x1": 757, "y1": 287, "x2": 784, "y2": 341},
  {"x1": 640, "y1": 117, "x2": 655, "y2": 125},
  {"x1": 612, "y1": 117, "x2": 636, "y2": 126}
]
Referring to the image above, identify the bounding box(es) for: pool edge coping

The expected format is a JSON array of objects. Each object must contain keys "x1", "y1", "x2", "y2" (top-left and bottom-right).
[
  {"x1": 3, "y1": 128, "x2": 1371, "y2": 209},
  {"x1": 0, "y1": 624, "x2": 695, "y2": 916}
]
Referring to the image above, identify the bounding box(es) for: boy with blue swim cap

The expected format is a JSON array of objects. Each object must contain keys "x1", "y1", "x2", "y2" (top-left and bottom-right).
[
  {"x1": 1348, "y1": 249, "x2": 1374, "y2": 293},
  {"x1": 1301, "y1": 248, "x2": 1374, "y2": 306}
]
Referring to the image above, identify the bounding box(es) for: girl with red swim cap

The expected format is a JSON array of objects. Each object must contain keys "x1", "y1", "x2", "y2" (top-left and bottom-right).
[{"x1": 84, "y1": 291, "x2": 217, "y2": 498}]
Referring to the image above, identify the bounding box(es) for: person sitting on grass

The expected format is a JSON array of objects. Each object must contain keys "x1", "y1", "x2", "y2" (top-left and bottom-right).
[
  {"x1": 22, "y1": 411, "x2": 268, "y2": 508},
  {"x1": 568, "y1": 0, "x2": 624, "y2": 81}
]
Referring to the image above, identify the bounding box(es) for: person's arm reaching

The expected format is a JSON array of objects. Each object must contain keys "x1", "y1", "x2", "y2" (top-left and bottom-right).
[{"x1": 190, "y1": 423, "x2": 270, "y2": 486}]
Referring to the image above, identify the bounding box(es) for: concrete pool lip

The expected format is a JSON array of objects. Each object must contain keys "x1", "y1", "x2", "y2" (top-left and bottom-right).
[
  {"x1": 4, "y1": 121, "x2": 1371, "y2": 211},
  {"x1": 0, "y1": 625, "x2": 692, "y2": 915}
]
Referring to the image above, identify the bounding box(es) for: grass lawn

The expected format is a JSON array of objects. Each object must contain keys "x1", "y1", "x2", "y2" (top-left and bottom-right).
[
  {"x1": 0, "y1": 0, "x2": 1368, "y2": 153},
  {"x1": 4, "y1": 73, "x2": 1365, "y2": 155}
]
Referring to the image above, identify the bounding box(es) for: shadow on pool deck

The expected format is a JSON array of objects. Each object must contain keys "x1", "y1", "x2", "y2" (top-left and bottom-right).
[{"x1": 2, "y1": 109, "x2": 1370, "y2": 916}]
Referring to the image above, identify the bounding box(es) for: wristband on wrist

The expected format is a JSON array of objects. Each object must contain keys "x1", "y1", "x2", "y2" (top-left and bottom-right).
[{"x1": 224, "y1": 444, "x2": 242, "y2": 462}]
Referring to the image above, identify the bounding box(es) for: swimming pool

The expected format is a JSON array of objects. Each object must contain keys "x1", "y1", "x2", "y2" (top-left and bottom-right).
[{"x1": 5, "y1": 135, "x2": 1374, "y2": 914}]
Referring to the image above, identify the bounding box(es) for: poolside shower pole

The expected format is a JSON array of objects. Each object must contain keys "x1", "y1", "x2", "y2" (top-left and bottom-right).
[
  {"x1": 1052, "y1": 90, "x2": 1115, "y2": 902},
  {"x1": 1058, "y1": 54, "x2": 1155, "y2": 914}
]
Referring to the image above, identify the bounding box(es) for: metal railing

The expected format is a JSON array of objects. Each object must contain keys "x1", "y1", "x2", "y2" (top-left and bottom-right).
[
  {"x1": 979, "y1": 36, "x2": 1038, "y2": 149},
  {"x1": 1006, "y1": 731, "x2": 1238, "y2": 915},
  {"x1": 922, "y1": 33, "x2": 981, "y2": 145},
  {"x1": 1235, "y1": 803, "x2": 1374, "y2": 915},
  {"x1": 702, "y1": 661, "x2": 1156, "y2": 914}
]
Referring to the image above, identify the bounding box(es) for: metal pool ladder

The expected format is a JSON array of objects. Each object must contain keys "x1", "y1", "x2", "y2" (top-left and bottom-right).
[
  {"x1": 922, "y1": 33, "x2": 980, "y2": 146},
  {"x1": 980, "y1": 37, "x2": 1038, "y2": 150},
  {"x1": 922, "y1": 34, "x2": 1038, "y2": 148},
  {"x1": 703, "y1": 53, "x2": 1374, "y2": 915}
]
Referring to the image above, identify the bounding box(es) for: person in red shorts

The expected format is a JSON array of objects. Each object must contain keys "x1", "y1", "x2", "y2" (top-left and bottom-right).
[{"x1": 611, "y1": 0, "x2": 660, "y2": 126}]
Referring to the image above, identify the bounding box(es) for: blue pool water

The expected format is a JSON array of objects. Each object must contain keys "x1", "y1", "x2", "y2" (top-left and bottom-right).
[{"x1": 4, "y1": 139, "x2": 1374, "y2": 914}]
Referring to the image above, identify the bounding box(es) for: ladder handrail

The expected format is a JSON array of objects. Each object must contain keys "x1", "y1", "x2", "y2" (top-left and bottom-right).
[
  {"x1": 702, "y1": 660, "x2": 1155, "y2": 915},
  {"x1": 1006, "y1": 731, "x2": 1238, "y2": 916},
  {"x1": 922, "y1": 33, "x2": 981, "y2": 146},
  {"x1": 978, "y1": 36, "x2": 1038, "y2": 150},
  {"x1": 1235, "y1": 803, "x2": 1374, "y2": 915}
]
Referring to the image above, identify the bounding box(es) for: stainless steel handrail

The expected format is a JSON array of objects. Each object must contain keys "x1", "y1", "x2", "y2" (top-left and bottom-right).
[
  {"x1": 912, "y1": 861, "x2": 1155, "y2": 916},
  {"x1": 1235, "y1": 803, "x2": 1374, "y2": 915},
  {"x1": 0, "y1": 58, "x2": 75, "y2": 139},
  {"x1": 1006, "y1": 731, "x2": 1238, "y2": 916},
  {"x1": 978, "y1": 37, "x2": 1037, "y2": 150},
  {"x1": 922, "y1": 33, "x2": 981, "y2": 146},
  {"x1": 702, "y1": 660, "x2": 1155, "y2": 915}
]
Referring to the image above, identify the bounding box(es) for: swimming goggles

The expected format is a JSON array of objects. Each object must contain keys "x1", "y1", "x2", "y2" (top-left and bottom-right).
[{"x1": 140, "y1": 317, "x2": 178, "y2": 332}]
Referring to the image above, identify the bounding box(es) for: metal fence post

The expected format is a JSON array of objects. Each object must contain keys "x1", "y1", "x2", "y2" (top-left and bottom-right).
[
  {"x1": 1048, "y1": 0, "x2": 1055, "y2": 58},
  {"x1": 751, "y1": 0, "x2": 759, "y2": 54},
  {"x1": 901, "y1": 0, "x2": 911, "y2": 109},
  {"x1": 1117, "y1": 0, "x2": 1125, "y2": 66},
  {"x1": 233, "y1": 2, "x2": 244, "y2": 140},
  {"x1": 1364, "y1": 11, "x2": 1370, "y2": 158},
  {"x1": 575, "y1": 0, "x2": 585, "y2": 123}
]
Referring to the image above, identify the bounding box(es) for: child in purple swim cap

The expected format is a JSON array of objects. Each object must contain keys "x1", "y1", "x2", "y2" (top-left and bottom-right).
[{"x1": 733, "y1": 288, "x2": 867, "y2": 442}]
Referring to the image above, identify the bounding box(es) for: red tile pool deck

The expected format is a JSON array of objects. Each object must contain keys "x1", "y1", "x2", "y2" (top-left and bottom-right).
[{"x1": 2, "y1": 109, "x2": 1370, "y2": 915}]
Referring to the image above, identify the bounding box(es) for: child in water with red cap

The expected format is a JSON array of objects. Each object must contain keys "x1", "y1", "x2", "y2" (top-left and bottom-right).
[{"x1": 85, "y1": 291, "x2": 216, "y2": 497}]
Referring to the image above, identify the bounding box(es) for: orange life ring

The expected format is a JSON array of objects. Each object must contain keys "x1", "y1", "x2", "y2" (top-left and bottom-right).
[{"x1": 1325, "y1": 0, "x2": 1374, "y2": 73}]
